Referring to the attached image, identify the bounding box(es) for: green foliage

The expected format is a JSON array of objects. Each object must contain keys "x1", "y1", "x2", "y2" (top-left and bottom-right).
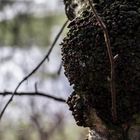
[
  {"x1": 0, "y1": 14, "x2": 65, "y2": 47},
  {"x1": 0, "y1": 119, "x2": 85, "y2": 140}
]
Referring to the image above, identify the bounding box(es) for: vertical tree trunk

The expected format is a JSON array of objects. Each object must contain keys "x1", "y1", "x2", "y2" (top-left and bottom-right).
[
  {"x1": 87, "y1": 125, "x2": 140, "y2": 140},
  {"x1": 62, "y1": 1, "x2": 140, "y2": 139}
]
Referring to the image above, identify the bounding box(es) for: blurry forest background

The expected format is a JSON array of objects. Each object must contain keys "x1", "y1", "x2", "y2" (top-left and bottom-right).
[{"x1": 0, "y1": 0, "x2": 85, "y2": 140}]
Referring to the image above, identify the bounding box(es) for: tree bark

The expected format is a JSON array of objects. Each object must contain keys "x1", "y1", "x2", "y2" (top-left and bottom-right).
[
  {"x1": 63, "y1": 1, "x2": 140, "y2": 139},
  {"x1": 87, "y1": 125, "x2": 140, "y2": 140}
]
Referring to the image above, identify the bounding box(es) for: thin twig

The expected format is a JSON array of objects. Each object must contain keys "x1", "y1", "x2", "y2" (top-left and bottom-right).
[
  {"x1": 0, "y1": 91, "x2": 66, "y2": 102},
  {"x1": 34, "y1": 82, "x2": 38, "y2": 93},
  {"x1": 57, "y1": 61, "x2": 63, "y2": 75},
  {"x1": 0, "y1": 20, "x2": 69, "y2": 120},
  {"x1": 88, "y1": 0, "x2": 117, "y2": 122}
]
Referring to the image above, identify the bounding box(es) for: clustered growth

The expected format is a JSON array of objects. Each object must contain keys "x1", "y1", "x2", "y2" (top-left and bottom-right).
[{"x1": 61, "y1": 0, "x2": 140, "y2": 128}]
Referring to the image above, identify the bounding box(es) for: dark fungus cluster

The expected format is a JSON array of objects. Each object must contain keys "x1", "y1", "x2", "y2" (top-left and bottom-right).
[{"x1": 61, "y1": 0, "x2": 140, "y2": 127}]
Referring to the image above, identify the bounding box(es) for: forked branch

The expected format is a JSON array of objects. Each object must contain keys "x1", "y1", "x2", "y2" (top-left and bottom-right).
[{"x1": 0, "y1": 20, "x2": 68, "y2": 120}]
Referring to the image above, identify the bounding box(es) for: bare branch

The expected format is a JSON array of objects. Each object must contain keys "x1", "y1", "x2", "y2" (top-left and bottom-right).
[
  {"x1": 0, "y1": 91, "x2": 66, "y2": 103},
  {"x1": 88, "y1": 0, "x2": 117, "y2": 122},
  {"x1": 34, "y1": 82, "x2": 38, "y2": 93},
  {"x1": 0, "y1": 20, "x2": 69, "y2": 120},
  {"x1": 57, "y1": 61, "x2": 63, "y2": 75}
]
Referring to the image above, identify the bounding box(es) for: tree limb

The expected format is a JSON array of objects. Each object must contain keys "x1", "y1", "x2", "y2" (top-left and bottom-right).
[
  {"x1": 0, "y1": 91, "x2": 66, "y2": 103},
  {"x1": 0, "y1": 20, "x2": 69, "y2": 120}
]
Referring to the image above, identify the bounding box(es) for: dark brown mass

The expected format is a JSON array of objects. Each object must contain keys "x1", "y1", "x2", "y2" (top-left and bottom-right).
[{"x1": 61, "y1": 0, "x2": 140, "y2": 127}]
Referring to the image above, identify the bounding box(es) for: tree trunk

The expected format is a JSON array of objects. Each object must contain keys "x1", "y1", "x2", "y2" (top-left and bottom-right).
[
  {"x1": 87, "y1": 125, "x2": 140, "y2": 140},
  {"x1": 62, "y1": 1, "x2": 140, "y2": 139}
]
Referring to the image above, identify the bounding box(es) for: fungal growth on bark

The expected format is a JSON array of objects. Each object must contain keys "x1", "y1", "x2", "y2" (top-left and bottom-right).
[{"x1": 61, "y1": 0, "x2": 140, "y2": 139}]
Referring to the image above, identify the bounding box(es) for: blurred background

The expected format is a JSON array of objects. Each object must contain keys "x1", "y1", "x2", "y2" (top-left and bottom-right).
[{"x1": 0, "y1": 0, "x2": 86, "y2": 139}]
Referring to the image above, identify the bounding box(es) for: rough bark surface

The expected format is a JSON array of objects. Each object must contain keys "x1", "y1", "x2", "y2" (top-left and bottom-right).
[
  {"x1": 87, "y1": 125, "x2": 140, "y2": 140},
  {"x1": 62, "y1": 0, "x2": 140, "y2": 139}
]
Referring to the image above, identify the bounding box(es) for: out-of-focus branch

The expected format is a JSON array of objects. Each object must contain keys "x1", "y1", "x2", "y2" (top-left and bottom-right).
[
  {"x1": 0, "y1": 20, "x2": 68, "y2": 120},
  {"x1": 57, "y1": 61, "x2": 63, "y2": 75},
  {"x1": 30, "y1": 99, "x2": 65, "y2": 140},
  {"x1": 0, "y1": 91, "x2": 66, "y2": 103}
]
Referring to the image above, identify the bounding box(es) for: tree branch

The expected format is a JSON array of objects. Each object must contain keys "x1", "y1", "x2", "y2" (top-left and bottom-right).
[
  {"x1": 0, "y1": 20, "x2": 69, "y2": 120},
  {"x1": 57, "y1": 61, "x2": 63, "y2": 75},
  {"x1": 0, "y1": 91, "x2": 66, "y2": 103},
  {"x1": 88, "y1": 0, "x2": 117, "y2": 122}
]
